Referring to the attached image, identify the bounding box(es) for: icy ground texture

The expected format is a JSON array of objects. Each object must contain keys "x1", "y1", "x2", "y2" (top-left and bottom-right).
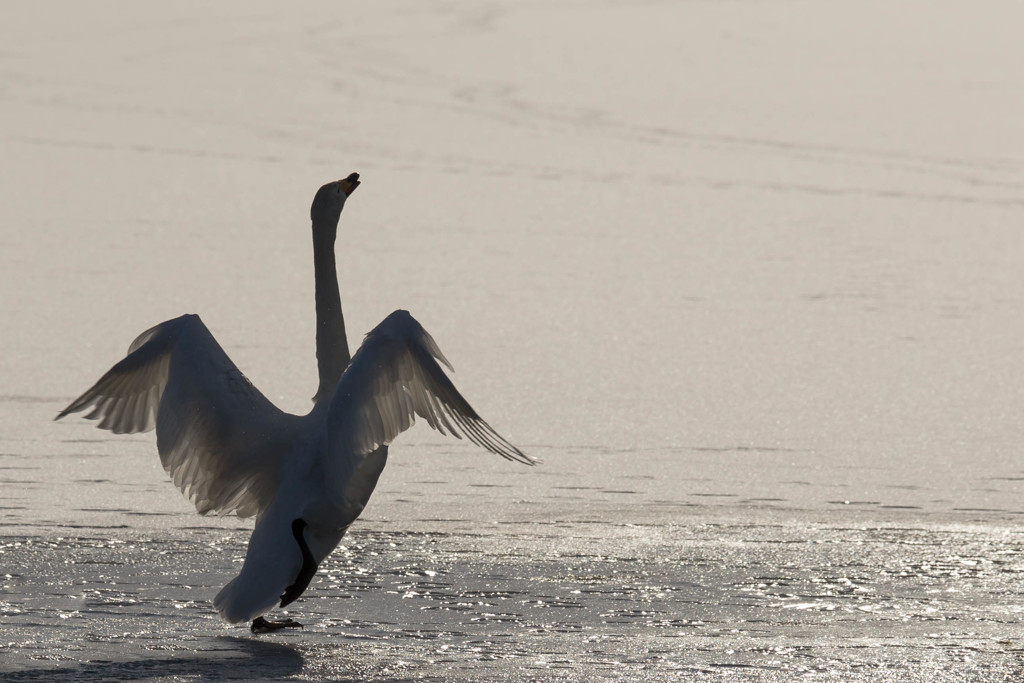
[{"x1": 2, "y1": 511, "x2": 1024, "y2": 681}]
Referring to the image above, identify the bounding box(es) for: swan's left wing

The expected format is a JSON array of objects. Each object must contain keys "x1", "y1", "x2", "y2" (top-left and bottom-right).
[
  {"x1": 56, "y1": 314, "x2": 300, "y2": 518},
  {"x1": 327, "y1": 310, "x2": 535, "y2": 469}
]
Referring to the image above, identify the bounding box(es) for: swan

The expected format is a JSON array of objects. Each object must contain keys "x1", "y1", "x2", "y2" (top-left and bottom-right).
[{"x1": 56, "y1": 174, "x2": 535, "y2": 633}]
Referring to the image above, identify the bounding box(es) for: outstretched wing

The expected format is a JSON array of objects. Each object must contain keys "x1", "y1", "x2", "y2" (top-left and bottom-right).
[
  {"x1": 56, "y1": 314, "x2": 300, "y2": 517},
  {"x1": 327, "y1": 309, "x2": 535, "y2": 469}
]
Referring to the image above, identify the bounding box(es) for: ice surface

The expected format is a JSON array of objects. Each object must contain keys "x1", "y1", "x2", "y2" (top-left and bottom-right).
[{"x1": 2, "y1": 1, "x2": 1023, "y2": 680}]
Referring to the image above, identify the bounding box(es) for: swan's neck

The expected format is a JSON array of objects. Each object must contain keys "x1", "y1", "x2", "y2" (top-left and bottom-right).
[{"x1": 312, "y1": 222, "x2": 350, "y2": 403}]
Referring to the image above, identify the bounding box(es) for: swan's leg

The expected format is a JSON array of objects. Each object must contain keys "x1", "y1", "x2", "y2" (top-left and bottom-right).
[
  {"x1": 251, "y1": 616, "x2": 304, "y2": 633},
  {"x1": 280, "y1": 519, "x2": 319, "y2": 608}
]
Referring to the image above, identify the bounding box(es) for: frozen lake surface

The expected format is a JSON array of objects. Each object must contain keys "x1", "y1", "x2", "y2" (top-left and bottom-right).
[
  {"x1": 2, "y1": 0, "x2": 1024, "y2": 680},
  {"x1": 2, "y1": 505, "x2": 1023, "y2": 680}
]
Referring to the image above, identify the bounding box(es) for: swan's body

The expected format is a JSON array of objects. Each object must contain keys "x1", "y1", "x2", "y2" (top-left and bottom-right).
[{"x1": 56, "y1": 175, "x2": 533, "y2": 629}]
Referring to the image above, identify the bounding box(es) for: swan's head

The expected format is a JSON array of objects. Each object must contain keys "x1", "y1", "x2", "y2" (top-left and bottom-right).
[{"x1": 311, "y1": 173, "x2": 360, "y2": 224}]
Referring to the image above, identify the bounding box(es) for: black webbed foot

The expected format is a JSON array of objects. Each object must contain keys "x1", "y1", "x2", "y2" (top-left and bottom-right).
[{"x1": 251, "y1": 616, "x2": 304, "y2": 634}]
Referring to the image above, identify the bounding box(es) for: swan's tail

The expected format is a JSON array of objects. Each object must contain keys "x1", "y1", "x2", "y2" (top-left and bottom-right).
[
  {"x1": 214, "y1": 508, "x2": 306, "y2": 624},
  {"x1": 214, "y1": 574, "x2": 280, "y2": 624}
]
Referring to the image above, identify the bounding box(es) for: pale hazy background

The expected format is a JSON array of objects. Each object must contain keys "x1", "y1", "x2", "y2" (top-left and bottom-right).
[{"x1": 3, "y1": 0, "x2": 1023, "y2": 519}]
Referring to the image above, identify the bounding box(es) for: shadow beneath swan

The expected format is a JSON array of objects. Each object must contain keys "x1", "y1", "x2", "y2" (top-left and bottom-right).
[{"x1": 1, "y1": 637, "x2": 306, "y2": 682}]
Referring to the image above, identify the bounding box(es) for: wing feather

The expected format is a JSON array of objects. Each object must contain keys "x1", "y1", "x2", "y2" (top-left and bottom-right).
[
  {"x1": 57, "y1": 314, "x2": 299, "y2": 517},
  {"x1": 328, "y1": 310, "x2": 535, "y2": 467}
]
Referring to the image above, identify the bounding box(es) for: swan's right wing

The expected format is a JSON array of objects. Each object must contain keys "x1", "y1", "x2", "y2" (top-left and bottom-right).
[
  {"x1": 327, "y1": 310, "x2": 535, "y2": 470},
  {"x1": 57, "y1": 314, "x2": 299, "y2": 518}
]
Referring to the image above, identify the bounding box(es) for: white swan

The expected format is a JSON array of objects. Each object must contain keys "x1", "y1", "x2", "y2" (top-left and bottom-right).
[{"x1": 56, "y1": 174, "x2": 535, "y2": 632}]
